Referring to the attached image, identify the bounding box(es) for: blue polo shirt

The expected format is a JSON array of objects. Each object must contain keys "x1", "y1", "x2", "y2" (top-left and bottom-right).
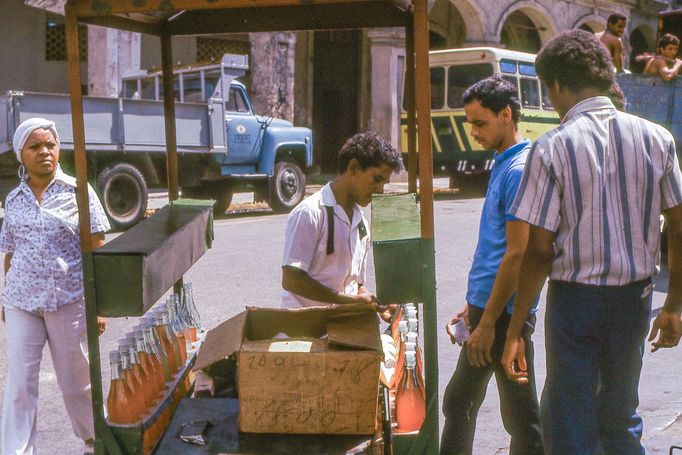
[{"x1": 466, "y1": 139, "x2": 538, "y2": 314}]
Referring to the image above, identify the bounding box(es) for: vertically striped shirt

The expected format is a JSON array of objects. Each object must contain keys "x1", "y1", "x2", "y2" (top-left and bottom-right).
[{"x1": 511, "y1": 96, "x2": 682, "y2": 286}]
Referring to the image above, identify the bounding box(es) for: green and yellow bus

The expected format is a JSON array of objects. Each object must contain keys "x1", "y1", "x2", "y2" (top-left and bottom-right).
[{"x1": 400, "y1": 47, "x2": 560, "y2": 188}]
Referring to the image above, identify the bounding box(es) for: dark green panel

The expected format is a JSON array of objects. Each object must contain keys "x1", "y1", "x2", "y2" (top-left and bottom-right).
[
  {"x1": 371, "y1": 194, "x2": 422, "y2": 304},
  {"x1": 92, "y1": 199, "x2": 214, "y2": 317}
]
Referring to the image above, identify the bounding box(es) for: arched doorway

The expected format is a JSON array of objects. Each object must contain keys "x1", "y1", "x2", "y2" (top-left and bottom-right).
[
  {"x1": 629, "y1": 26, "x2": 654, "y2": 73},
  {"x1": 500, "y1": 10, "x2": 542, "y2": 53},
  {"x1": 429, "y1": 0, "x2": 467, "y2": 50}
]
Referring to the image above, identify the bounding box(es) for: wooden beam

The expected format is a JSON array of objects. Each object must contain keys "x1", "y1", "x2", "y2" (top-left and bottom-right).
[
  {"x1": 166, "y1": 4, "x2": 406, "y2": 35},
  {"x1": 69, "y1": 0, "x2": 408, "y2": 17},
  {"x1": 80, "y1": 14, "x2": 163, "y2": 36}
]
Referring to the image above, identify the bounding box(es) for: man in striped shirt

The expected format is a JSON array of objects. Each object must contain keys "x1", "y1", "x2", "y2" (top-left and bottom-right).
[{"x1": 501, "y1": 30, "x2": 682, "y2": 455}]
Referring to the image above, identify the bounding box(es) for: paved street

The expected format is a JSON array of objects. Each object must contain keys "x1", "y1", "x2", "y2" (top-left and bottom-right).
[{"x1": 0, "y1": 188, "x2": 681, "y2": 454}]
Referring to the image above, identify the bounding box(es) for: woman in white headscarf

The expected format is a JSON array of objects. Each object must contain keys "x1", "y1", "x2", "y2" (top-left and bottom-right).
[{"x1": 0, "y1": 118, "x2": 110, "y2": 454}]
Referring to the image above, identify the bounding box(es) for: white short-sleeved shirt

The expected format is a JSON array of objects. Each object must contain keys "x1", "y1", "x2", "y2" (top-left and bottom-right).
[
  {"x1": 0, "y1": 166, "x2": 111, "y2": 312},
  {"x1": 281, "y1": 183, "x2": 370, "y2": 308}
]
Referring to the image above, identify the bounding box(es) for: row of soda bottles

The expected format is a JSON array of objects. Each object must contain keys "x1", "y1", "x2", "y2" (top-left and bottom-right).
[
  {"x1": 106, "y1": 282, "x2": 202, "y2": 452},
  {"x1": 388, "y1": 303, "x2": 426, "y2": 433}
]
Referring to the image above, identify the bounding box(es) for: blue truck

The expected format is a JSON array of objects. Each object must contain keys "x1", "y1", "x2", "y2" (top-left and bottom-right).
[{"x1": 0, "y1": 54, "x2": 313, "y2": 229}]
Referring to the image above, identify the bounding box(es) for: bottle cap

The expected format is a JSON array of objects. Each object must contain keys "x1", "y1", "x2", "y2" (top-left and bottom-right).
[
  {"x1": 109, "y1": 350, "x2": 121, "y2": 362},
  {"x1": 406, "y1": 332, "x2": 418, "y2": 344},
  {"x1": 408, "y1": 318, "x2": 418, "y2": 332},
  {"x1": 118, "y1": 339, "x2": 129, "y2": 349}
]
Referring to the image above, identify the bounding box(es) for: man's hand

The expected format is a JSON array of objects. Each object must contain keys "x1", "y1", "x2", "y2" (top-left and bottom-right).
[
  {"x1": 376, "y1": 303, "x2": 397, "y2": 323},
  {"x1": 97, "y1": 317, "x2": 106, "y2": 336},
  {"x1": 648, "y1": 308, "x2": 682, "y2": 352},
  {"x1": 341, "y1": 292, "x2": 377, "y2": 306},
  {"x1": 501, "y1": 336, "x2": 528, "y2": 384},
  {"x1": 467, "y1": 323, "x2": 495, "y2": 367}
]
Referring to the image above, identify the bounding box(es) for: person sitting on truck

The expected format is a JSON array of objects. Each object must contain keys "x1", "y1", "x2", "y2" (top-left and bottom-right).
[
  {"x1": 281, "y1": 131, "x2": 402, "y2": 308},
  {"x1": 643, "y1": 33, "x2": 682, "y2": 81},
  {"x1": 595, "y1": 13, "x2": 627, "y2": 72},
  {"x1": 0, "y1": 118, "x2": 110, "y2": 455},
  {"x1": 440, "y1": 75, "x2": 543, "y2": 455}
]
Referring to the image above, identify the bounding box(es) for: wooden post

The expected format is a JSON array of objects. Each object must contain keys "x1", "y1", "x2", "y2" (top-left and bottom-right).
[
  {"x1": 64, "y1": 5, "x2": 123, "y2": 455},
  {"x1": 405, "y1": 17, "x2": 417, "y2": 194},
  {"x1": 161, "y1": 30, "x2": 180, "y2": 202}
]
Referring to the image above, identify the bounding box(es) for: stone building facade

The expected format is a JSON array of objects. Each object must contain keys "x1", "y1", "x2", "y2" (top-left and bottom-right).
[{"x1": 7, "y1": 0, "x2": 678, "y2": 170}]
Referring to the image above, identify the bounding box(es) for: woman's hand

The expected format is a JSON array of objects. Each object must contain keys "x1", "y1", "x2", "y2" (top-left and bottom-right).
[{"x1": 97, "y1": 317, "x2": 106, "y2": 336}]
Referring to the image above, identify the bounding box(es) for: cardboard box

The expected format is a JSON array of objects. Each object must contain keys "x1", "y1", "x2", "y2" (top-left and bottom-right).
[{"x1": 193, "y1": 304, "x2": 382, "y2": 435}]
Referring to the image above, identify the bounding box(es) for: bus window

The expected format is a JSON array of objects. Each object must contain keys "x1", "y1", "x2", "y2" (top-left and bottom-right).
[
  {"x1": 519, "y1": 62, "x2": 537, "y2": 77},
  {"x1": 500, "y1": 59, "x2": 517, "y2": 74},
  {"x1": 431, "y1": 67, "x2": 446, "y2": 110},
  {"x1": 227, "y1": 87, "x2": 249, "y2": 113},
  {"x1": 541, "y1": 84, "x2": 554, "y2": 109},
  {"x1": 447, "y1": 63, "x2": 493, "y2": 108},
  {"x1": 521, "y1": 78, "x2": 541, "y2": 108}
]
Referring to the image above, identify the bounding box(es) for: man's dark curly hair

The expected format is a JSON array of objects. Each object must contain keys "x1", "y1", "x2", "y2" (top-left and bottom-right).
[
  {"x1": 658, "y1": 33, "x2": 680, "y2": 51},
  {"x1": 337, "y1": 131, "x2": 403, "y2": 174},
  {"x1": 535, "y1": 30, "x2": 614, "y2": 93},
  {"x1": 462, "y1": 74, "x2": 522, "y2": 123},
  {"x1": 607, "y1": 13, "x2": 626, "y2": 26}
]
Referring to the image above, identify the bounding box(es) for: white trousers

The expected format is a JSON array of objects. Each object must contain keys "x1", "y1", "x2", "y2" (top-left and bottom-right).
[{"x1": 2, "y1": 301, "x2": 94, "y2": 455}]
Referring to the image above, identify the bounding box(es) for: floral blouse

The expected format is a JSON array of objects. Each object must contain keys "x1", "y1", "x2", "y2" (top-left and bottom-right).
[{"x1": 0, "y1": 167, "x2": 110, "y2": 312}]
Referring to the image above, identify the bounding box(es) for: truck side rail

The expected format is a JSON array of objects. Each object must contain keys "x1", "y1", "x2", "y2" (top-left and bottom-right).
[{"x1": 0, "y1": 91, "x2": 226, "y2": 155}]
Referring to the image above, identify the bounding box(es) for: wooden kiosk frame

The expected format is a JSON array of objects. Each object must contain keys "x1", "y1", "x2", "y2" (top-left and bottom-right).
[{"x1": 63, "y1": 1, "x2": 438, "y2": 453}]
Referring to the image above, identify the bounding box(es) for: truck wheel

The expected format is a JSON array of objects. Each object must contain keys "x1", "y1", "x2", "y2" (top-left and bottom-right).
[
  {"x1": 270, "y1": 160, "x2": 305, "y2": 212},
  {"x1": 97, "y1": 163, "x2": 148, "y2": 230}
]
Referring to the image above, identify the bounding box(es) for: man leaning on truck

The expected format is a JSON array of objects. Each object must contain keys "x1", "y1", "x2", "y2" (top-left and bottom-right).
[{"x1": 280, "y1": 131, "x2": 402, "y2": 308}]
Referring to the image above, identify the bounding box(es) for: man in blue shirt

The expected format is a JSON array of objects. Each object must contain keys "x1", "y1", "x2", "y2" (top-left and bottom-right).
[{"x1": 440, "y1": 75, "x2": 543, "y2": 455}]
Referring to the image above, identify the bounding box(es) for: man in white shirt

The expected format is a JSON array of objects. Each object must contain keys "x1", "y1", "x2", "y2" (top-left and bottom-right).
[{"x1": 281, "y1": 131, "x2": 403, "y2": 308}]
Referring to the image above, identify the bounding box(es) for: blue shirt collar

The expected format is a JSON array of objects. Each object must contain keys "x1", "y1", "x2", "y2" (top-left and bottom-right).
[{"x1": 494, "y1": 139, "x2": 531, "y2": 163}]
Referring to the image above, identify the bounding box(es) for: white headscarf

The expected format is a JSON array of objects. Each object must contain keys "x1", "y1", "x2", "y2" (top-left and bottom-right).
[{"x1": 12, "y1": 117, "x2": 60, "y2": 164}]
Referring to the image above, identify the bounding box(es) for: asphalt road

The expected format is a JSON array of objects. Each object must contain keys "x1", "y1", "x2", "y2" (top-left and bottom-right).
[{"x1": 0, "y1": 191, "x2": 681, "y2": 454}]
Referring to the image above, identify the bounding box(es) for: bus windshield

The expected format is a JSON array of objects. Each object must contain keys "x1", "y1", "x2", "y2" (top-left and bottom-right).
[{"x1": 447, "y1": 63, "x2": 494, "y2": 108}]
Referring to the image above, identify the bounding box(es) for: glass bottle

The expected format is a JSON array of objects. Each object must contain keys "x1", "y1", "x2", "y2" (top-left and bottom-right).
[
  {"x1": 183, "y1": 282, "x2": 201, "y2": 341},
  {"x1": 118, "y1": 344, "x2": 144, "y2": 422},
  {"x1": 395, "y1": 351, "x2": 425, "y2": 432},
  {"x1": 125, "y1": 334, "x2": 155, "y2": 412},
  {"x1": 165, "y1": 297, "x2": 188, "y2": 363},
  {"x1": 157, "y1": 309, "x2": 183, "y2": 368},
  {"x1": 152, "y1": 311, "x2": 179, "y2": 374},
  {"x1": 107, "y1": 351, "x2": 138, "y2": 424},
  {"x1": 143, "y1": 321, "x2": 171, "y2": 383},
  {"x1": 391, "y1": 321, "x2": 409, "y2": 391},
  {"x1": 133, "y1": 329, "x2": 164, "y2": 400},
  {"x1": 172, "y1": 293, "x2": 192, "y2": 354},
  {"x1": 407, "y1": 331, "x2": 426, "y2": 392}
]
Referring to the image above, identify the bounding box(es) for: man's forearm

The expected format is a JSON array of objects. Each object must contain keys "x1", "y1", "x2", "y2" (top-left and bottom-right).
[
  {"x1": 282, "y1": 266, "x2": 350, "y2": 304},
  {"x1": 479, "y1": 249, "x2": 524, "y2": 328},
  {"x1": 664, "y1": 212, "x2": 682, "y2": 312},
  {"x1": 507, "y1": 251, "x2": 552, "y2": 338}
]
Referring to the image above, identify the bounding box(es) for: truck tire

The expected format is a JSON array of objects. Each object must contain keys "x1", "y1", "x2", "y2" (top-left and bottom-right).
[
  {"x1": 270, "y1": 160, "x2": 305, "y2": 212},
  {"x1": 97, "y1": 163, "x2": 148, "y2": 230}
]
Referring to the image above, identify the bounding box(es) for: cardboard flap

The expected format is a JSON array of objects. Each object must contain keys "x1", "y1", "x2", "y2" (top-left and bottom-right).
[
  {"x1": 327, "y1": 311, "x2": 382, "y2": 351},
  {"x1": 193, "y1": 311, "x2": 247, "y2": 371}
]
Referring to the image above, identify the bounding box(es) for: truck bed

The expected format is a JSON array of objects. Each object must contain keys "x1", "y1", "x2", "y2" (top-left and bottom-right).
[{"x1": 0, "y1": 91, "x2": 225, "y2": 155}]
